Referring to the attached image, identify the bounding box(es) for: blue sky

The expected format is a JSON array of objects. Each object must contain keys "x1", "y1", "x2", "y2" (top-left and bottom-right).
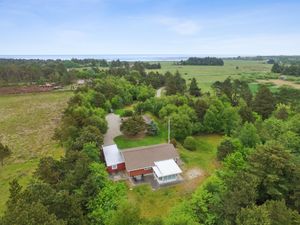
[{"x1": 1, "y1": 0, "x2": 300, "y2": 55}]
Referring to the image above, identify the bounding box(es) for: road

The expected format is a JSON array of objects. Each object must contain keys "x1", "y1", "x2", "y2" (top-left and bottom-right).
[{"x1": 103, "y1": 113, "x2": 122, "y2": 146}]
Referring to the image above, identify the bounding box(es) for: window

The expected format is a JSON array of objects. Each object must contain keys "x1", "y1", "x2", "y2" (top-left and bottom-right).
[{"x1": 112, "y1": 165, "x2": 117, "y2": 170}]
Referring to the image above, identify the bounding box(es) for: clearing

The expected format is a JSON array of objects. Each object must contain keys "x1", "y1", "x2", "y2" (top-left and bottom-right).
[
  {"x1": 127, "y1": 134, "x2": 223, "y2": 218},
  {"x1": 149, "y1": 60, "x2": 273, "y2": 92},
  {"x1": 257, "y1": 79, "x2": 300, "y2": 89},
  {"x1": 0, "y1": 91, "x2": 72, "y2": 214}
]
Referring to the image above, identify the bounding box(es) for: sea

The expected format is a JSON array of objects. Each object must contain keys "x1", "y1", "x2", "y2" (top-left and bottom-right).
[{"x1": 0, "y1": 54, "x2": 237, "y2": 61}]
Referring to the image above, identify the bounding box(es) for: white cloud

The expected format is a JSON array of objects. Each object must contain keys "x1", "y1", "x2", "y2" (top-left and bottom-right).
[{"x1": 156, "y1": 16, "x2": 201, "y2": 35}]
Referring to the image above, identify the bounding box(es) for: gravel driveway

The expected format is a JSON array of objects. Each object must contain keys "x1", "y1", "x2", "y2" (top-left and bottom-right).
[{"x1": 103, "y1": 113, "x2": 122, "y2": 146}]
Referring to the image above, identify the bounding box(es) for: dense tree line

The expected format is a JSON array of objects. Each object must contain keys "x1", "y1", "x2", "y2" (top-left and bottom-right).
[
  {"x1": 225, "y1": 55, "x2": 300, "y2": 63},
  {"x1": 0, "y1": 58, "x2": 163, "y2": 86},
  {"x1": 272, "y1": 62, "x2": 300, "y2": 76},
  {"x1": 162, "y1": 81, "x2": 300, "y2": 224},
  {"x1": 133, "y1": 62, "x2": 161, "y2": 70},
  {"x1": 167, "y1": 114, "x2": 300, "y2": 224},
  {"x1": 0, "y1": 59, "x2": 75, "y2": 85},
  {"x1": 179, "y1": 57, "x2": 224, "y2": 66},
  {"x1": 66, "y1": 59, "x2": 109, "y2": 68}
]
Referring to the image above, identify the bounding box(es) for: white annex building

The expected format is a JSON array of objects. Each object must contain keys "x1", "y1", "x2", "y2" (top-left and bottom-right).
[{"x1": 152, "y1": 159, "x2": 182, "y2": 184}]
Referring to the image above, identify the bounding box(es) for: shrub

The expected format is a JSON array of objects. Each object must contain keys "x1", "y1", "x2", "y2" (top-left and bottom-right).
[
  {"x1": 146, "y1": 121, "x2": 159, "y2": 136},
  {"x1": 121, "y1": 109, "x2": 134, "y2": 117},
  {"x1": 183, "y1": 136, "x2": 197, "y2": 151},
  {"x1": 121, "y1": 115, "x2": 146, "y2": 136},
  {"x1": 170, "y1": 139, "x2": 177, "y2": 147}
]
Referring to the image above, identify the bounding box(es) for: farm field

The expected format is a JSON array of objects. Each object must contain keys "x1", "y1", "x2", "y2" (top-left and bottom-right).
[
  {"x1": 127, "y1": 134, "x2": 223, "y2": 218},
  {"x1": 0, "y1": 91, "x2": 72, "y2": 214},
  {"x1": 148, "y1": 60, "x2": 274, "y2": 92}
]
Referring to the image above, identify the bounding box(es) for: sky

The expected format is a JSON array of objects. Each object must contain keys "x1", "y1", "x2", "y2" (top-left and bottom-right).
[{"x1": 0, "y1": 0, "x2": 300, "y2": 55}]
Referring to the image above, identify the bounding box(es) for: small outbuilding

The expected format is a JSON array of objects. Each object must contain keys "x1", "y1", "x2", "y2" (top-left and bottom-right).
[{"x1": 102, "y1": 144, "x2": 125, "y2": 173}]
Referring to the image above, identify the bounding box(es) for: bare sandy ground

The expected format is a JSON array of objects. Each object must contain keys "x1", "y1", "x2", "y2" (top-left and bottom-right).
[
  {"x1": 184, "y1": 168, "x2": 204, "y2": 180},
  {"x1": 257, "y1": 79, "x2": 300, "y2": 89}
]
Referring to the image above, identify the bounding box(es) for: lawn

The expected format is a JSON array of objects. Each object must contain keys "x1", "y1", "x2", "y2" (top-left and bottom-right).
[
  {"x1": 0, "y1": 91, "x2": 72, "y2": 214},
  {"x1": 178, "y1": 134, "x2": 223, "y2": 173},
  {"x1": 249, "y1": 82, "x2": 279, "y2": 94},
  {"x1": 148, "y1": 60, "x2": 274, "y2": 92},
  {"x1": 114, "y1": 117, "x2": 168, "y2": 149},
  {"x1": 127, "y1": 134, "x2": 223, "y2": 218}
]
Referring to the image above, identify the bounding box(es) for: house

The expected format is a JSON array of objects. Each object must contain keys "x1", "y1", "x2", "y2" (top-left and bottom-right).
[
  {"x1": 122, "y1": 144, "x2": 180, "y2": 178},
  {"x1": 102, "y1": 144, "x2": 125, "y2": 173},
  {"x1": 102, "y1": 143, "x2": 182, "y2": 184}
]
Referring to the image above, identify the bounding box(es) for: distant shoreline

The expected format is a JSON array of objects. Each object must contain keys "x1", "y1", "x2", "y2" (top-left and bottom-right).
[{"x1": 0, "y1": 54, "x2": 250, "y2": 61}]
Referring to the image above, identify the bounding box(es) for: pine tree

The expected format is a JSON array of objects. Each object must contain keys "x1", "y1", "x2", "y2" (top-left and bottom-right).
[
  {"x1": 189, "y1": 78, "x2": 201, "y2": 96},
  {"x1": 253, "y1": 85, "x2": 276, "y2": 119}
]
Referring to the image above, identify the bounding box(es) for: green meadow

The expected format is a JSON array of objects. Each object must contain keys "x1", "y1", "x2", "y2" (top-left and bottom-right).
[
  {"x1": 0, "y1": 91, "x2": 72, "y2": 214},
  {"x1": 149, "y1": 60, "x2": 274, "y2": 92}
]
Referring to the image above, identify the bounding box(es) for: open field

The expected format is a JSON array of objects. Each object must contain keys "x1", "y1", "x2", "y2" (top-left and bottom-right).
[
  {"x1": 0, "y1": 91, "x2": 72, "y2": 214},
  {"x1": 127, "y1": 134, "x2": 223, "y2": 218},
  {"x1": 148, "y1": 60, "x2": 274, "y2": 92},
  {"x1": 257, "y1": 79, "x2": 300, "y2": 89}
]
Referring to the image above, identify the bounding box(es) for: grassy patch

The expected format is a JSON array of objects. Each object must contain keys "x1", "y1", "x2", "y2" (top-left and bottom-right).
[
  {"x1": 249, "y1": 82, "x2": 279, "y2": 94},
  {"x1": 0, "y1": 91, "x2": 72, "y2": 214},
  {"x1": 148, "y1": 60, "x2": 273, "y2": 92},
  {"x1": 114, "y1": 105, "x2": 135, "y2": 116},
  {"x1": 114, "y1": 118, "x2": 168, "y2": 149},
  {"x1": 128, "y1": 184, "x2": 185, "y2": 218},
  {"x1": 127, "y1": 134, "x2": 223, "y2": 218},
  {"x1": 178, "y1": 134, "x2": 223, "y2": 174}
]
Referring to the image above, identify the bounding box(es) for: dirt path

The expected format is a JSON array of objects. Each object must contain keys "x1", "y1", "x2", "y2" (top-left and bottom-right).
[
  {"x1": 257, "y1": 79, "x2": 300, "y2": 89},
  {"x1": 103, "y1": 113, "x2": 122, "y2": 146},
  {"x1": 156, "y1": 87, "x2": 165, "y2": 97}
]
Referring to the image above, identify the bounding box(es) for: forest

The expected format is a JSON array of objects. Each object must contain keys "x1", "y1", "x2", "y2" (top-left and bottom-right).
[
  {"x1": 272, "y1": 62, "x2": 300, "y2": 76},
  {"x1": 0, "y1": 59, "x2": 162, "y2": 86},
  {"x1": 1, "y1": 58, "x2": 300, "y2": 225},
  {"x1": 179, "y1": 57, "x2": 224, "y2": 66}
]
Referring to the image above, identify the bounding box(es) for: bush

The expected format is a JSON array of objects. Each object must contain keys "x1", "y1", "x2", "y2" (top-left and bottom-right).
[
  {"x1": 170, "y1": 139, "x2": 177, "y2": 147},
  {"x1": 121, "y1": 115, "x2": 146, "y2": 136},
  {"x1": 121, "y1": 109, "x2": 134, "y2": 117},
  {"x1": 146, "y1": 121, "x2": 159, "y2": 136},
  {"x1": 183, "y1": 136, "x2": 197, "y2": 151}
]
